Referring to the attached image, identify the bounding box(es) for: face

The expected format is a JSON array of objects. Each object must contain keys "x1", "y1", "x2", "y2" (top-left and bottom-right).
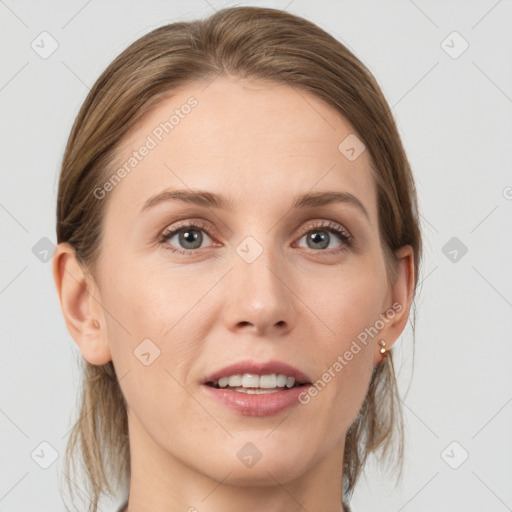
[{"x1": 80, "y1": 77, "x2": 409, "y2": 486}]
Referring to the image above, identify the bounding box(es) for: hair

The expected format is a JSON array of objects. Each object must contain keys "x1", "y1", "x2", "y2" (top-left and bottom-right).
[{"x1": 56, "y1": 6, "x2": 422, "y2": 511}]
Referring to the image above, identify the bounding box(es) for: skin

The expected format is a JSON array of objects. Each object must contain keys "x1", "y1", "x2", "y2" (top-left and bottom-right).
[{"x1": 53, "y1": 77, "x2": 414, "y2": 512}]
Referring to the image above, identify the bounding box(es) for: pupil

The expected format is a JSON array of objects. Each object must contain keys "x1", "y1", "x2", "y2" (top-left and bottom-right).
[
  {"x1": 309, "y1": 231, "x2": 329, "y2": 249},
  {"x1": 180, "y1": 229, "x2": 201, "y2": 249}
]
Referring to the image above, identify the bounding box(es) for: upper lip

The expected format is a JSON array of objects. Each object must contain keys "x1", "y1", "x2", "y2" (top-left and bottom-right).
[{"x1": 202, "y1": 360, "x2": 311, "y2": 385}]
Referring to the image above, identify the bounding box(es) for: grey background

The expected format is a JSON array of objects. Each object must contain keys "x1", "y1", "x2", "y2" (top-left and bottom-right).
[{"x1": 1, "y1": 0, "x2": 511, "y2": 511}]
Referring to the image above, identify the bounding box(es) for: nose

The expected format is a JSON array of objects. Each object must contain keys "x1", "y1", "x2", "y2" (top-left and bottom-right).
[{"x1": 222, "y1": 245, "x2": 297, "y2": 337}]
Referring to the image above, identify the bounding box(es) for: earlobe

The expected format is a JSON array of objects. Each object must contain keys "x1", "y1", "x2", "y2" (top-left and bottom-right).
[{"x1": 52, "y1": 243, "x2": 112, "y2": 365}]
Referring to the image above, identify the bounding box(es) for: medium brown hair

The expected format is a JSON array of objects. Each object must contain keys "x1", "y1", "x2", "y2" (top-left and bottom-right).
[{"x1": 56, "y1": 6, "x2": 422, "y2": 511}]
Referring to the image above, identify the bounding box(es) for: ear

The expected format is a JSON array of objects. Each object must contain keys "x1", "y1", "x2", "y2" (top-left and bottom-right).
[
  {"x1": 372, "y1": 244, "x2": 415, "y2": 366},
  {"x1": 52, "y1": 243, "x2": 112, "y2": 365}
]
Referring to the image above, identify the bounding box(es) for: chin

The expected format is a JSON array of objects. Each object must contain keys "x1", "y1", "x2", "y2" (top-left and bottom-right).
[{"x1": 191, "y1": 442, "x2": 316, "y2": 487}]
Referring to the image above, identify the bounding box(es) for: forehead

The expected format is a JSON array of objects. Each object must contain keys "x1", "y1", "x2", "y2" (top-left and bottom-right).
[{"x1": 107, "y1": 77, "x2": 377, "y2": 218}]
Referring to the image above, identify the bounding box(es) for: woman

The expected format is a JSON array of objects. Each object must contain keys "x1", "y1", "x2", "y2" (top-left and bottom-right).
[{"x1": 52, "y1": 6, "x2": 422, "y2": 512}]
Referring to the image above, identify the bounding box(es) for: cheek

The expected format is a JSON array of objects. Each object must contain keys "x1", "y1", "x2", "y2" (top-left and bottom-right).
[
  {"x1": 103, "y1": 258, "x2": 187, "y2": 333},
  {"x1": 321, "y1": 264, "x2": 387, "y2": 346},
  {"x1": 307, "y1": 264, "x2": 385, "y2": 415},
  {"x1": 102, "y1": 266, "x2": 200, "y2": 429},
  {"x1": 102, "y1": 259, "x2": 214, "y2": 384}
]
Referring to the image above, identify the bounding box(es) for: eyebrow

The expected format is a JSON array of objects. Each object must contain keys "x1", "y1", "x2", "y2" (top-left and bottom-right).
[{"x1": 141, "y1": 188, "x2": 370, "y2": 222}]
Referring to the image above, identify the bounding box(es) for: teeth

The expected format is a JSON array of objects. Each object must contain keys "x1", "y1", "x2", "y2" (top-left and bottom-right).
[
  {"x1": 259, "y1": 374, "x2": 276, "y2": 388},
  {"x1": 276, "y1": 374, "x2": 287, "y2": 387},
  {"x1": 211, "y1": 373, "x2": 298, "y2": 389},
  {"x1": 242, "y1": 374, "x2": 260, "y2": 388},
  {"x1": 228, "y1": 375, "x2": 242, "y2": 387},
  {"x1": 231, "y1": 387, "x2": 281, "y2": 394}
]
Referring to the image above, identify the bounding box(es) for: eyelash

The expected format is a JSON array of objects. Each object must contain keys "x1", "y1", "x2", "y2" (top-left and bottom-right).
[{"x1": 157, "y1": 219, "x2": 354, "y2": 256}]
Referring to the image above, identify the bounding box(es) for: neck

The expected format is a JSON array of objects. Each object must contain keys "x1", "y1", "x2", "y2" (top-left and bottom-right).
[{"x1": 124, "y1": 409, "x2": 347, "y2": 512}]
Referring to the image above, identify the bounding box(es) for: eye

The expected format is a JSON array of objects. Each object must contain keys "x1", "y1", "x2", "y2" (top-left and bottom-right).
[
  {"x1": 296, "y1": 220, "x2": 353, "y2": 254},
  {"x1": 158, "y1": 219, "x2": 353, "y2": 256},
  {"x1": 158, "y1": 220, "x2": 215, "y2": 255}
]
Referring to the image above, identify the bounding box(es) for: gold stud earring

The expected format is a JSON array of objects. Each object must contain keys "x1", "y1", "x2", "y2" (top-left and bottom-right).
[{"x1": 378, "y1": 339, "x2": 387, "y2": 356}]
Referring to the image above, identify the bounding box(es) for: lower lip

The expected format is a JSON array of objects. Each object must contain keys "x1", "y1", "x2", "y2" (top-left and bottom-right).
[{"x1": 201, "y1": 384, "x2": 308, "y2": 416}]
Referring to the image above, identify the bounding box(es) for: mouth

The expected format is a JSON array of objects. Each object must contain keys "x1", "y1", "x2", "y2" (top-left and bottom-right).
[
  {"x1": 205, "y1": 373, "x2": 309, "y2": 393},
  {"x1": 202, "y1": 359, "x2": 311, "y2": 390},
  {"x1": 200, "y1": 360, "x2": 312, "y2": 415}
]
